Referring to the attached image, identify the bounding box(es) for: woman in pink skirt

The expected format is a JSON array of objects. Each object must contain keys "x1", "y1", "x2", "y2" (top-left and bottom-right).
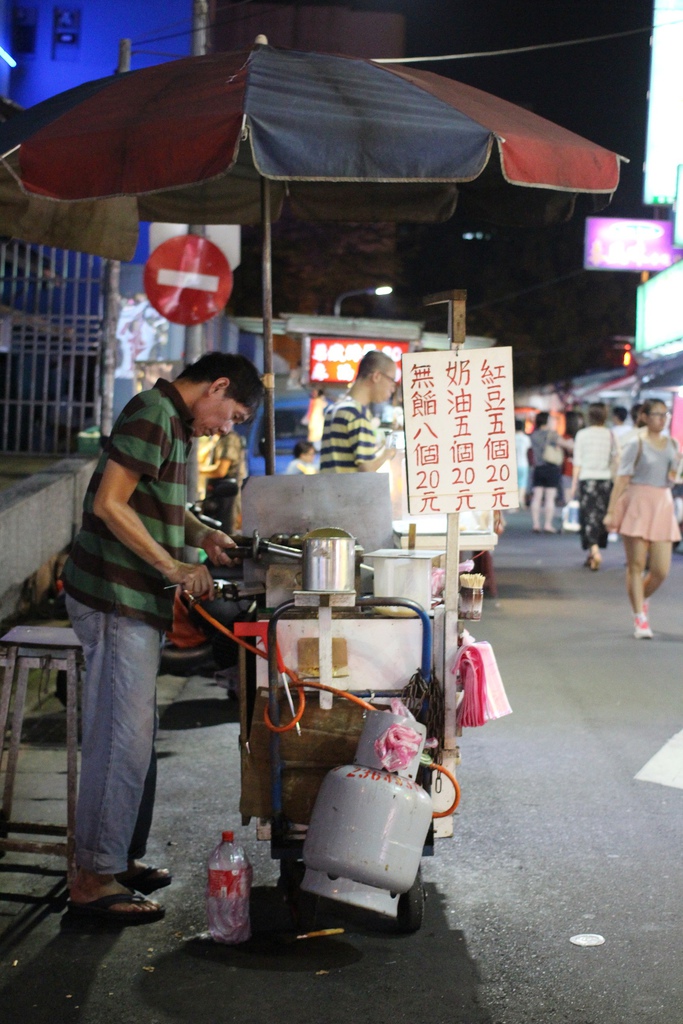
[{"x1": 604, "y1": 399, "x2": 681, "y2": 638}]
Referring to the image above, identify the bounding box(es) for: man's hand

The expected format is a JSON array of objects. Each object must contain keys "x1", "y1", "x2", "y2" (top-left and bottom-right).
[
  {"x1": 201, "y1": 529, "x2": 240, "y2": 567},
  {"x1": 164, "y1": 560, "x2": 215, "y2": 599},
  {"x1": 357, "y1": 445, "x2": 397, "y2": 472}
]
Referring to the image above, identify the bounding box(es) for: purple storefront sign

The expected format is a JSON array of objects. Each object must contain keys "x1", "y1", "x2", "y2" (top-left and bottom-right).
[{"x1": 584, "y1": 217, "x2": 682, "y2": 272}]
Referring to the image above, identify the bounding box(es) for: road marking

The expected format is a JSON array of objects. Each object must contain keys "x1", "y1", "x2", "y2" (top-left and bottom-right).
[
  {"x1": 157, "y1": 269, "x2": 219, "y2": 291},
  {"x1": 635, "y1": 728, "x2": 683, "y2": 789}
]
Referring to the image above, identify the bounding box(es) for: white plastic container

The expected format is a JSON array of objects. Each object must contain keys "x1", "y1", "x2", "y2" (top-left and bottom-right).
[{"x1": 365, "y1": 549, "x2": 444, "y2": 612}]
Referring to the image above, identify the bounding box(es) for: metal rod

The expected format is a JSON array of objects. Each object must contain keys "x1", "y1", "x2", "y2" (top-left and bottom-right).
[
  {"x1": 100, "y1": 41, "x2": 130, "y2": 441},
  {"x1": 281, "y1": 673, "x2": 301, "y2": 736},
  {"x1": 266, "y1": 601, "x2": 296, "y2": 819},
  {"x1": 261, "y1": 176, "x2": 276, "y2": 476}
]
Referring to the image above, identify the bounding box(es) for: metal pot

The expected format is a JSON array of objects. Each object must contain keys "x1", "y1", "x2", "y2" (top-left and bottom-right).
[{"x1": 302, "y1": 528, "x2": 356, "y2": 592}]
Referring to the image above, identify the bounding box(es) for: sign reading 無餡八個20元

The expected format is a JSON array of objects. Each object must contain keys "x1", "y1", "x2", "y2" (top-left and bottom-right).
[{"x1": 402, "y1": 348, "x2": 518, "y2": 516}]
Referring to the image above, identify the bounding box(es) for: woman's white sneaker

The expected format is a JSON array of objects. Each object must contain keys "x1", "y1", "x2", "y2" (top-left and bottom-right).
[{"x1": 633, "y1": 613, "x2": 653, "y2": 639}]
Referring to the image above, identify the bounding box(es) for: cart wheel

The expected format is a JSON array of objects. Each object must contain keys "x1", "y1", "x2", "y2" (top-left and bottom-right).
[{"x1": 396, "y1": 869, "x2": 425, "y2": 933}]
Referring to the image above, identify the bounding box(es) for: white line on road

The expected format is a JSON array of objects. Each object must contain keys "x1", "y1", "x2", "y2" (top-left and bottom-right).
[{"x1": 635, "y1": 728, "x2": 683, "y2": 789}]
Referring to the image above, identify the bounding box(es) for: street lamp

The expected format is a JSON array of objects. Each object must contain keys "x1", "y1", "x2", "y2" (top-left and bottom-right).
[{"x1": 333, "y1": 285, "x2": 393, "y2": 317}]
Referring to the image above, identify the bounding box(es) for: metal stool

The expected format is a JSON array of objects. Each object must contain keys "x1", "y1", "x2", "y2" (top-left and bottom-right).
[{"x1": 0, "y1": 625, "x2": 82, "y2": 883}]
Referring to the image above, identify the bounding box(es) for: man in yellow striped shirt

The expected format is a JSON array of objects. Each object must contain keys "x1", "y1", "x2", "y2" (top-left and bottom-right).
[{"x1": 320, "y1": 350, "x2": 398, "y2": 473}]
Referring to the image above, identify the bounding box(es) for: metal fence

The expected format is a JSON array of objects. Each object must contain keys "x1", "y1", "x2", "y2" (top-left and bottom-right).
[{"x1": 0, "y1": 241, "x2": 103, "y2": 454}]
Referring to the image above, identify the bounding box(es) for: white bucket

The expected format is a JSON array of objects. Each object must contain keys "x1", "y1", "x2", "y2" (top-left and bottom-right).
[{"x1": 365, "y1": 548, "x2": 444, "y2": 612}]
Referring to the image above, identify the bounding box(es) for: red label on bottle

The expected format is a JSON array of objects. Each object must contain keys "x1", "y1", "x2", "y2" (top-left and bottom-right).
[{"x1": 208, "y1": 868, "x2": 251, "y2": 899}]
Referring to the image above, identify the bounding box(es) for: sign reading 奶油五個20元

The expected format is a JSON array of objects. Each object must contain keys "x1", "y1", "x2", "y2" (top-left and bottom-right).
[{"x1": 402, "y1": 347, "x2": 518, "y2": 516}]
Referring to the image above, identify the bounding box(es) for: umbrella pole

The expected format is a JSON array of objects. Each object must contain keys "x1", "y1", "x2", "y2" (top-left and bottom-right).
[
  {"x1": 99, "y1": 39, "x2": 131, "y2": 445},
  {"x1": 424, "y1": 289, "x2": 467, "y2": 751},
  {"x1": 261, "y1": 176, "x2": 276, "y2": 475}
]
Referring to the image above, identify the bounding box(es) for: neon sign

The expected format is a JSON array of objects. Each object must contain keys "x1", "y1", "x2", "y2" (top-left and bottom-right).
[
  {"x1": 309, "y1": 338, "x2": 409, "y2": 384},
  {"x1": 584, "y1": 217, "x2": 682, "y2": 272}
]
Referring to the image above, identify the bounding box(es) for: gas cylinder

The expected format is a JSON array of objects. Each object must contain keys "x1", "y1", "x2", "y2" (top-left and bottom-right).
[{"x1": 302, "y1": 710, "x2": 432, "y2": 896}]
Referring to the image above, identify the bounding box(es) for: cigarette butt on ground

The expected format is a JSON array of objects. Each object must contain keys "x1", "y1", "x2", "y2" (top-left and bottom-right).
[{"x1": 295, "y1": 928, "x2": 345, "y2": 940}]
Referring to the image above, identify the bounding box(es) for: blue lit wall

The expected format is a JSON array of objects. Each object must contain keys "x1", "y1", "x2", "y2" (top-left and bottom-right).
[{"x1": 4, "y1": 1, "x2": 193, "y2": 108}]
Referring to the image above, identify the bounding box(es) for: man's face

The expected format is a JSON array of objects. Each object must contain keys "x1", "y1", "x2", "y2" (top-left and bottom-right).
[
  {"x1": 192, "y1": 379, "x2": 251, "y2": 437},
  {"x1": 372, "y1": 363, "x2": 397, "y2": 404}
]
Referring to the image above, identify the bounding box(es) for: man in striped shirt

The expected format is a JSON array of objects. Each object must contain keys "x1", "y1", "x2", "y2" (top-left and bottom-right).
[
  {"x1": 63, "y1": 353, "x2": 263, "y2": 923},
  {"x1": 320, "y1": 350, "x2": 398, "y2": 473}
]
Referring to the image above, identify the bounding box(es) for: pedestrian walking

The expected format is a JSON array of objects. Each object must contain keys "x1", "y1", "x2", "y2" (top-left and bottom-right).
[
  {"x1": 569, "y1": 403, "x2": 614, "y2": 570},
  {"x1": 514, "y1": 419, "x2": 532, "y2": 508},
  {"x1": 603, "y1": 398, "x2": 681, "y2": 638},
  {"x1": 529, "y1": 412, "x2": 570, "y2": 533}
]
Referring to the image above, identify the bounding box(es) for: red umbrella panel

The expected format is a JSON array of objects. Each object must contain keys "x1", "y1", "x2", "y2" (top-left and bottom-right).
[{"x1": 0, "y1": 44, "x2": 625, "y2": 261}]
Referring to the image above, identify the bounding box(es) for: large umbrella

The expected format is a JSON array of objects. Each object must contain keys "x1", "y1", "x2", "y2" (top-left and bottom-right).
[{"x1": 0, "y1": 42, "x2": 625, "y2": 466}]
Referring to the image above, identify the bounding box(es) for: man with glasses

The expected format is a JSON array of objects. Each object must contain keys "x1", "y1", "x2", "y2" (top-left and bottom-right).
[
  {"x1": 62, "y1": 353, "x2": 263, "y2": 923},
  {"x1": 320, "y1": 350, "x2": 398, "y2": 473}
]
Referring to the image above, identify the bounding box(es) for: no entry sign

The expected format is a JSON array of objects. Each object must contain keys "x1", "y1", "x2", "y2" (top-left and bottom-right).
[{"x1": 144, "y1": 234, "x2": 233, "y2": 325}]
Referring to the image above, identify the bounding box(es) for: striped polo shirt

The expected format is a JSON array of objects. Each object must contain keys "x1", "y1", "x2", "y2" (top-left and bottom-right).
[
  {"x1": 62, "y1": 378, "x2": 193, "y2": 630},
  {"x1": 320, "y1": 397, "x2": 378, "y2": 472}
]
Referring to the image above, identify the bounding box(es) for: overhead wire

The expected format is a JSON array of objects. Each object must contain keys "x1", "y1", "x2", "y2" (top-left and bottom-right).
[
  {"x1": 468, "y1": 269, "x2": 587, "y2": 313},
  {"x1": 128, "y1": 10, "x2": 668, "y2": 66},
  {"x1": 131, "y1": 0, "x2": 268, "y2": 49},
  {"x1": 372, "y1": 24, "x2": 657, "y2": 64}
]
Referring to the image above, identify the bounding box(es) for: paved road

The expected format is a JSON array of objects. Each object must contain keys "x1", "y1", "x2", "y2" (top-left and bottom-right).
[{"x1": 2, "y1": 511, "x2": 683, "y2": 1023}]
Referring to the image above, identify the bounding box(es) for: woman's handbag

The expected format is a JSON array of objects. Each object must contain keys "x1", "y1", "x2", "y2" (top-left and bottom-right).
[
  {"x1": 542, "y1": 442, "x2": 564, "y2": 466},
  {"x1": 561, "y1": 499, "x2": 581, "y2": 532},
  {"x1": 609, "y1": 431, "x2": 620, "y2": 481}
]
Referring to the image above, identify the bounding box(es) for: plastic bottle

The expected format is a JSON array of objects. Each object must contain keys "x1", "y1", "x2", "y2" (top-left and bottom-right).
[{"x1": 206, "y1": 830, "x2": 253, "y2": 943}]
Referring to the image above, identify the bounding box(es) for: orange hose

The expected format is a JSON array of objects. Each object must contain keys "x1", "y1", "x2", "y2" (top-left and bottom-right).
[
  {"x1": 287, "y1": 680, "x2": 375, "y2": 712},
  {"x1": 263, "y1": 683, "x2": 307, "y2": 732},
  {"x1": 430, "y1": 761, "x2": 461, "y2": 817},
  {"x1": 193, "y1": 602, "x2": 268, "y2": 660},
  {"x1": 191, "y1": 599, "x2": 376, "y2": 733},
  {"x1": 194, "y1": 599, "x2": 459, "y2": 814}
]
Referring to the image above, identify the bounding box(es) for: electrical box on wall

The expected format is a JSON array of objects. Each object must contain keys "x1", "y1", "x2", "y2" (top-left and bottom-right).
[
  {"x1": 12, "y1": 6, "x2": 38, "y2": 55},
  {"x1": 52, "y1": 6, "x2": 80, "y2": 60}
]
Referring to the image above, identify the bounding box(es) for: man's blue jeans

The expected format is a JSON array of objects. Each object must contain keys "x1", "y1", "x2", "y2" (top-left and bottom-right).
[{"x1": 66, "y1": 595, "x2": 162, "y2": 874}]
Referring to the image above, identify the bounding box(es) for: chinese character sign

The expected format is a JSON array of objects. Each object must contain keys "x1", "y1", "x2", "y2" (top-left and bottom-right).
[{"x1": 402, "y1": 348, "x2": 518, "y2": 515}]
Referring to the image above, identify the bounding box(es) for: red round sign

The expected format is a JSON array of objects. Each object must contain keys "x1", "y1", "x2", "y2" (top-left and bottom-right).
[{"x1": 144, "y1": 234, "x2": 233, "y2": 325}]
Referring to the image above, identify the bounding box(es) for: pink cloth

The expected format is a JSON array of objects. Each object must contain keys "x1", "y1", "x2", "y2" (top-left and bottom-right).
[
  {"x1": 452, "y1": 640, "x2": 512, "y2": 728},
  {"x1": 619, "y1": 484, "x2": 681, "y2": 543}
]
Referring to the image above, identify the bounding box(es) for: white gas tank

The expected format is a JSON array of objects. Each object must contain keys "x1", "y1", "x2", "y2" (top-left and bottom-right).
[
  {"x1": 302, "y1": 710, "x2": 432, "y2": 894},
  {"x1": 302, "y1": 763, "x2": 432, "y2": 893}
]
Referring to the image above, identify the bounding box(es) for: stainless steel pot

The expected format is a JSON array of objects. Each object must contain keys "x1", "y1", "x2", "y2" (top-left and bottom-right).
[{"x1": 302, "y1": 528, "x2": 356, "y2": 592}]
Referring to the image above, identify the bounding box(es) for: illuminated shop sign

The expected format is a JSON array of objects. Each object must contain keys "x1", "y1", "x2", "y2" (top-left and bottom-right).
[
  {"x1": 644, "y1": 0, "x2": 683, "y2": 205},
  {"x1": 584, "y1": 217, "x2": 682, "y2": 272},
  {"x1": 309, "y1": 338, "x2": 410, "y2": 384},
  {"x1": 675, "y1": 164, "x2": 683, "y2": 247},
  {"x1": 635, "y1": 260, "x2": 683, "y2": 353}
]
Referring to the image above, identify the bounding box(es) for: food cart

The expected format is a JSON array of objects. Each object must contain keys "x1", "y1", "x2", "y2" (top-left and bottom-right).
[{"x1": 229, "y1": 295, "x2": 514, "y2": 932}]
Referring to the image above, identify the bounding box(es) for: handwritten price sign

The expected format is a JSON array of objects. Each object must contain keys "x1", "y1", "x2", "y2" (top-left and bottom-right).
[{"x1": 402, "y1": 347, "x2": 519, "y2": 515}]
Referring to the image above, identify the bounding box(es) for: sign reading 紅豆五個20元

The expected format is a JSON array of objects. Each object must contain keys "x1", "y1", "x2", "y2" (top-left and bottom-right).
[{"x1": 402, "y1": 347, "x2": 518, "y2": 516}]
